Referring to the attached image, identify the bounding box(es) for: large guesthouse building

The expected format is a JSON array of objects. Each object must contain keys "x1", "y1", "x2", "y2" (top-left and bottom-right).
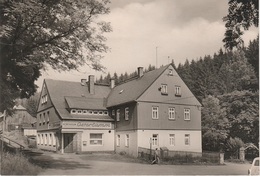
[{"x1": 36, "y1": 64, "x2": 202, "y2": 156}]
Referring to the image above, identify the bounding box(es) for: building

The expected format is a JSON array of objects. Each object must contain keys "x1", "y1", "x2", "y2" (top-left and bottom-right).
[
  {"x1": 5, "y1": 105, "x2": 36, "y2": 135},
  {"x1": 36, "y1": 64, "x2": 202, "y2": 155},
  {"x1": 36, "y1": 76, "x2": 114, "y2": 153}
]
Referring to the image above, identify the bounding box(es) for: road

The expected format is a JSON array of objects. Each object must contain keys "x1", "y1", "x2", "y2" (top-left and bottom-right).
[{"x1": 32, "y1": 152, "x2": 251, "y2": 175}]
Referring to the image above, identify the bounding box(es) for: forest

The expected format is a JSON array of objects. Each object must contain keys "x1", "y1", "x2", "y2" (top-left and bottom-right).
[{"x1": 95, "y1": 37, "x2": 259, "y2": 152}]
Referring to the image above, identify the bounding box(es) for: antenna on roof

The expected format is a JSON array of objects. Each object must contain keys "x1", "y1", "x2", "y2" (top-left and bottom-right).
[{"x1": 156, "y1": 46, "x2": 158, "y2": 68}]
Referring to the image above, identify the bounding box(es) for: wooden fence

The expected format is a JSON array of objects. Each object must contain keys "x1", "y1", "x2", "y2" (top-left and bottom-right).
[{"x1": 138, "y1": 147, "x2": 220, "y2": 163}]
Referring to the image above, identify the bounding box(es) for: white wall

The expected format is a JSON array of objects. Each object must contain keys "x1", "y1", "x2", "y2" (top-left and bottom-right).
[
  {"x1": 137, "y1": 130, "x2": 202, "y2": 153},
  {"x1": 81, "y1": 129, "x2": 114, "y2": 152},
  {"x1": 115, "y1": 130, "x2": 138, "y2": 157},
  {"x1": 37, "y1": 131, "x2": 57, "y2": 151}
]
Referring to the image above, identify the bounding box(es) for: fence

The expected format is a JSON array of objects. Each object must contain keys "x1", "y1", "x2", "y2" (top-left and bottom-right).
[{"x1": 138, "y1": 147, "x2": 220, "y2": 164}]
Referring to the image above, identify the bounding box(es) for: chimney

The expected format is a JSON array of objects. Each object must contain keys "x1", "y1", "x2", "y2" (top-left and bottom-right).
[
  {"x1": 81, "y1": 79, "x2": 87, "y2": 86},
  {"x1": 88, "y1": 75, "x2": 95, "y2": 94},
  {"x1": 110, "y1": 78, "x2": 115, "y2": 89},
  {"x1": 138, "y1": 67, "x2": 144, "y2": 78}
]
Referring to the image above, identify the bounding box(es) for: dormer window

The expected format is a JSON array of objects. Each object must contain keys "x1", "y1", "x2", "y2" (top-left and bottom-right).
[
  {"x1": 77, "y1": 110, "x2": 82, "y2": 114},
  {"x1": 71, "y1": 109, "x2": 77, "y2": 114},
  {"x1": 83, "y1": 110, "x2": 88, "y2": 114},
  {"x1": 88, "y1": 110, "x2": 93, "y2": 115},
  {"x1": 104, "y1": 111, "x2": 108, "y2": 115},
  {"x1": 93, "y1": 111, "x2": 98, "y2": 115},
  {"x1": 175, "y1": 86, "x2": 181, "y2": 97},
  {"x1": 99, "y1": 111, "x2": 103, "y2": 115}
]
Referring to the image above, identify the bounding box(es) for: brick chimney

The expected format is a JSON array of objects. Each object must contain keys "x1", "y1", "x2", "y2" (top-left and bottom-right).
[
  {"x1": 138, "y1": 67, "x2": 144, "y2": 77},
  {"x1": 88, "y1": 75, "x2": 95, "y2": 94},
  {"x1": 110, "y1": 78, "x2": 115, "y2": 89}
]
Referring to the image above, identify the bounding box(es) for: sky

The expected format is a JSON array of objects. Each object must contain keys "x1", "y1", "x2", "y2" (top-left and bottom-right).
[{"x1": 35, "y1": 0, "x2": 259, "y2": 90}]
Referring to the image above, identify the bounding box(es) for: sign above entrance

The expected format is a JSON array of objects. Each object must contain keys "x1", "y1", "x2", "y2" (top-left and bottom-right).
[{"x1": 62, "y1": 121, "x2": 112, "y2": 129}]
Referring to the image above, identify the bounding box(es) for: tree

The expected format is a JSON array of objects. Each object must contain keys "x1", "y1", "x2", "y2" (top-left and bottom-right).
[
  {"x1": 245, "y1": 36, "x2": 259, "y2": 78},
  {"x1": 219, "y1": 90, "x2": 259, "y2": 145},
  {"x1": 223, "y1": 0, "x2": 259, "y2": 50},
  {"x1": 0, "y1": 0, "x2": 112, "y2": 112},
  {"x1": 202, "y1": 95, "x2": 230, "y2": 151},
  {"x1": 218, "y1": 51, "x2": 257, "y2": 93}
]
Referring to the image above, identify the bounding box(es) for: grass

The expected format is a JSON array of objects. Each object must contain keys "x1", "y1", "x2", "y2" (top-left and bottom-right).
[{"x1": 0, "y1": 151, "x2": 43, "y2": 175}]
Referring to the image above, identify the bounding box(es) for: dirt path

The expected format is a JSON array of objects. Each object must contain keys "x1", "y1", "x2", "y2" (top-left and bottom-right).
[{"x1": 33, "y1": 152, "x2": 251, "y2": 175}]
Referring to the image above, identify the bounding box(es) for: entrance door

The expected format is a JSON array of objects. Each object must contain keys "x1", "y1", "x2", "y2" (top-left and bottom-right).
[{"x1": 64, "y1": 133, "x2": 74, "y2": 153}]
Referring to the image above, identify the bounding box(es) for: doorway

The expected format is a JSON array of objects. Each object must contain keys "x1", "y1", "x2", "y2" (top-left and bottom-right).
[{"x1": 64, "y1": 133, "x2": 74, "y2": 153}]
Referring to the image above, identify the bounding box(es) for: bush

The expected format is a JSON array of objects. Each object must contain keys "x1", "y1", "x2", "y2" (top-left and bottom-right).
[{"x1": 0, "y1": 151, "x2": 42, "y2": 175}]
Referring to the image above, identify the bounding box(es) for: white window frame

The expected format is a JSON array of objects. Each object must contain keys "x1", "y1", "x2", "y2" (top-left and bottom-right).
[
  {"x1": 161, "y1": 84, "x2": 168, "y2": 95},
  {"x1": 125, "y1": 134, "x2": 129, "y2": 147},
  {"x1": 168, "y1": 107, "x2": 175, "y2": 120},
  {"x1": 125, "y1": 107, "x2": 129, "y2": 121},
  {"x1": 116, "y1": 109, "x2": 120, "y2": 121},
  {"x1": 152, "y1": 106, "x2": 159, "y2": 119},
  {"x1": 185, "y1": 134, "x2": 190, "y2": 145},
  {"x1": 169, "y1": 134, "x2": 175, "y2": 146},
  {"x1": 152, "y1": 134, "x2": 158, "y2": 146},
  {"x1": 175, "y1": 86, "x2": 181, "y2": 96},
  {"x1": 89, "y1": 133, "x2": 103, "y2": 146},
  {"x1": 117, "y1": 135, "x2": 120, "y2": 146},
  {"x1": 184, "y1": 108, "x2": 190, "y2": 121}
]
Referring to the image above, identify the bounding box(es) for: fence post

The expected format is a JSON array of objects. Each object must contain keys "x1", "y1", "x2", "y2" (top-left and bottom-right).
[
  {"x1": 239, "y1": 147, "x2": 245, "y2": 162},
  {"x1": 219, "y1": 152, "x2": 224, "y2": 165}
]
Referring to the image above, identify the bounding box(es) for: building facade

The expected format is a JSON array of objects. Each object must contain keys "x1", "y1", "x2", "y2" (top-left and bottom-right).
[{"x1": 36, "y1": 64, "x2": 202, "y2": 155}]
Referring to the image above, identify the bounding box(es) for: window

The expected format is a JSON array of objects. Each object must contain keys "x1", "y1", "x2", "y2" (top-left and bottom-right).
[
  {"x1": 152, "y1": 107, "x2": 159, "y2": 119},
  {"x1": 83, "y1": 110, "x2": 88, "y2": 114},
  {"x1": 175, "y1": 86, "x2": 181, "y2": 96},
  {"x1": 71, "y1": 109, "x2": 77, "y2": 114},
  {"x1": 52, "y1": 134, "x2": 56, "y2": 147},
  {"x1": 161, "y1": 84, "x2": 168, "y2": 95},
  {"x1": 112, "y1": 110, "x2": 115, "y2": 116},
  {"x1": 116, "y1": 109, "x2": 120, "y2": 121},
  {"x1": 117, "y1": 135, "x2": 120, "y2": 146},
  {"x1": 152, "y1": 134, "x2": 158, "y2": 146},
  {"x1": 90, "y1": 133, "x2": 103, "y2": 145},
  {"x1": 125, "y1": 134, "x2": 129, "y2": 147},
  {"x1": 169, "y1": 134, "x2": 175, "y2": 146},
  {"x1": 125, "y1": 107, "x2": 129, "y2": 121},
  {"x1": 45, "y1": 134, "x2": 48, "y2": 146},
  {"x1": 169, "y1": 69, "x2": 173, "y2": 76},
  {"x1": 184, "y1": 108, "x2": 190, "y2": 120},
  {"x1": 104, "y1": 111, "x2": 108, "y2": 115},
  {"x1": 185, "y1": 134, "x2": 190, "y2": 145},
  {"x1": 93, "y1": 111, "x2": 98, "y2": 115},
  {"x1": 39, "y1": 114, "x2": 42, "y2": 126},
  {"x1": 88, "y1": 110, "x2": 93, "y2": 115},
  {"x1": 99, "y1": 111, "x2": 103, "y2": 115},
  {"x1": 168, "y1": 107, "x2": 175, "y2": 120},
  {"x1": 49, "y1": 134, "x2": 52, "y2": 146},
  {"x1": 41, "y1": 94, "x2": 48, "y2": 104},
  {"x1": 77, "y1": 110, "x2": 82, "y2": 114},
  {"x1": 43, "y1": 113, "x2": 45, "y2": 125},
  {"x1": 254, "y1": 159, "x2": 259, "y2": 166}
]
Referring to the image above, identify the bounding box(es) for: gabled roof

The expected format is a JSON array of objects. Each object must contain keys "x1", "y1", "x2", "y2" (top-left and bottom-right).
[
  {"x1": 44, "y1": 79, "x2": 111, "y2": 119},
  {"x1": 107, "y1": 65, "x2": 169, "y2": 107}
]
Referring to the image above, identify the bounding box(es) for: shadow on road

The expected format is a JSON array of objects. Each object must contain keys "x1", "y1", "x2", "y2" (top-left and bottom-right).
[{"x1": 26, "y1": 151, "x2": 92, "y2": 171}]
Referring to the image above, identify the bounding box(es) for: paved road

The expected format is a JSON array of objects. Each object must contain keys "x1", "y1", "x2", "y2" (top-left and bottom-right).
[{"x1": 33, "y1": 152, "x2": 251, "y2": 175}]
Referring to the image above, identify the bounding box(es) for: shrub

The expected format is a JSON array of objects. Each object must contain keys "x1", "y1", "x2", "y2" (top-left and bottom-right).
[{"x1": 0, "y1": 151, "x2": 42, "y2": 175}]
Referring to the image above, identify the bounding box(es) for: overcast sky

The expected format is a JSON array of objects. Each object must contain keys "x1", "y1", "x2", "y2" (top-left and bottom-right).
[{"x1": 36, "y1": 0, "x2": 258, "y2": 90}]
